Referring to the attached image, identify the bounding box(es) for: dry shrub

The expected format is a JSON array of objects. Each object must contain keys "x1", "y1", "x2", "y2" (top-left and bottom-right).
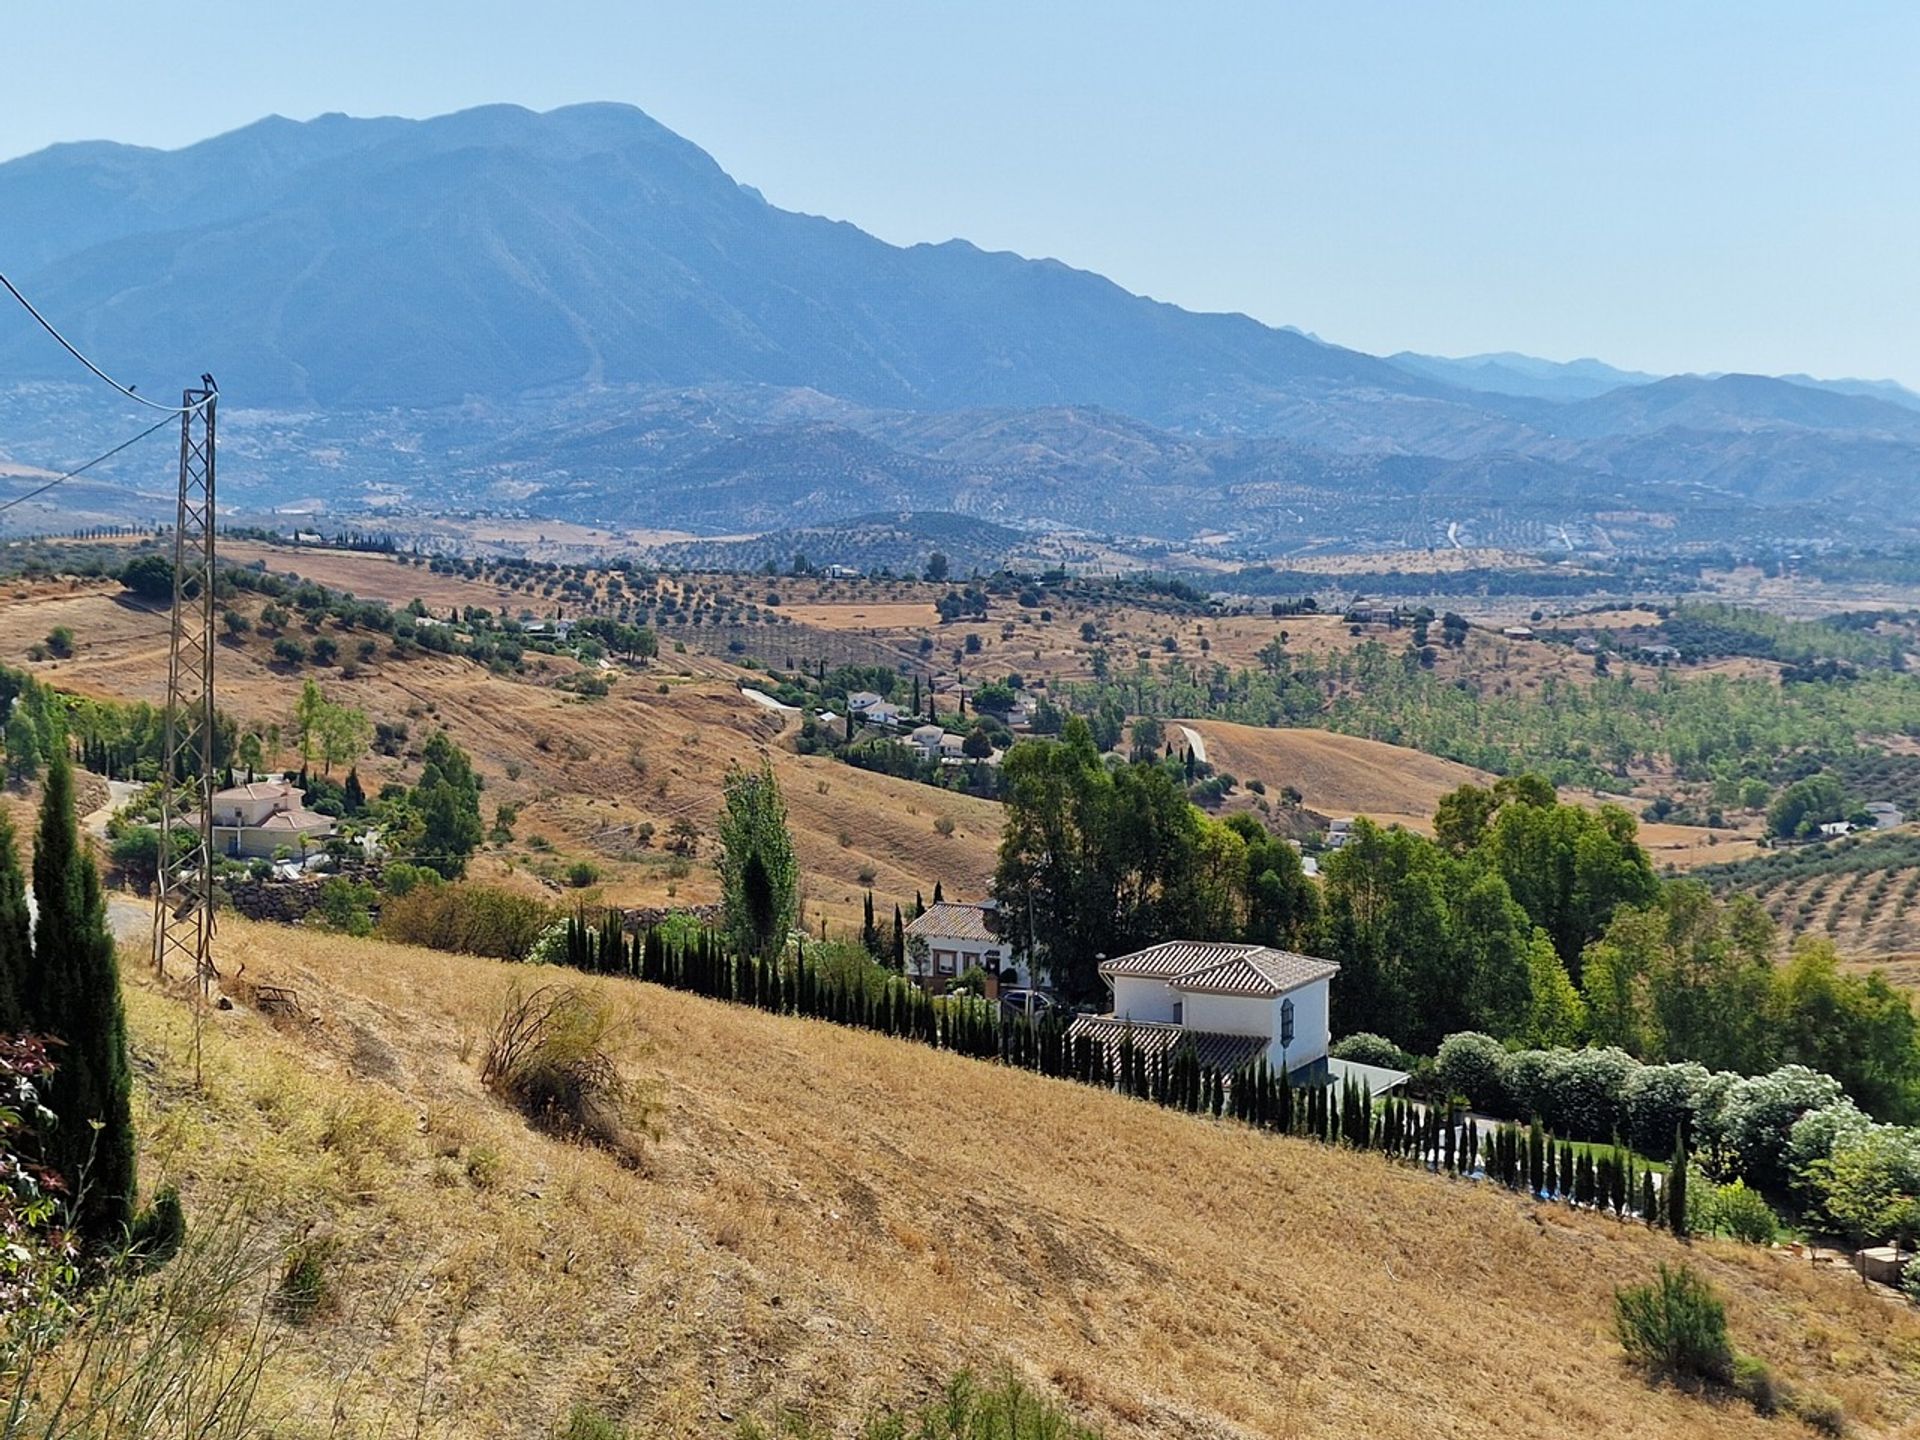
[
  {"x1": 481, "y1": 984, "x2": 653, "y2": 1164},
  {"x1": 377, "y1": 883, "x2": 553, "y2": 960}
]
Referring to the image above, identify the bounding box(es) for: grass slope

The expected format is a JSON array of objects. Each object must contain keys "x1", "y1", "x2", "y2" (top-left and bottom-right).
[{"x1": 123, "y1": 918, "x2": 1920, "y2": 1438}]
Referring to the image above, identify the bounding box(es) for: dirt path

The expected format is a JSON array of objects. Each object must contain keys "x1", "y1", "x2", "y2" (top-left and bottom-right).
[{"x1": 1177, "y1": 725, "x2": 1208, "y2": 764}]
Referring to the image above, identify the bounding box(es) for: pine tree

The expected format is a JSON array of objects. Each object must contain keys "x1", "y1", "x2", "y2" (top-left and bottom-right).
[
  {"x1": 32, "y1": 754, "x2": 135, "y2": 1245},
  {"x1": 0, "y1": 809, "x2": 31, "y2": 1033}
]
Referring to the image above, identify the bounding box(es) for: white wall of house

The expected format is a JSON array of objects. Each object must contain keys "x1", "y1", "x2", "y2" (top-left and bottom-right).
[
  {"x1": 1267, "y1": 980, "x2": 1330, "y2": 1067},
  {"x1": 922, "y1": 938, "x2": 1027, "y2": 985},
  {"x1": 1110, "y1": 974, "x2": 1178, "y2": 1023},
  {"x1": 1181, "y1": 989, "x2": 1275, "y2": 1039}
]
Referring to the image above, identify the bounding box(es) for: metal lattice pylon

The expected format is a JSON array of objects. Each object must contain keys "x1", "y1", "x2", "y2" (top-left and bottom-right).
[{"x1": 153, "y1": 387, "x2": 218, "y2": 1002}]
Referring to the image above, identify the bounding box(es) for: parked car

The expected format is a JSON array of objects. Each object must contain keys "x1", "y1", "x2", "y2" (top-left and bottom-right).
[{"x1": 998, "y1": 988, "x2": 1058, "y2": 1020}]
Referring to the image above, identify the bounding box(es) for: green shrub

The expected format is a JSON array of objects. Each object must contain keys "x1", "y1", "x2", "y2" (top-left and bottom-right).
[
  {"x1": 1435, "y1": 1031, "x2": 1507, "y2": 1109},
  {"x1": 558, "y1": 1403, "x2": 631, "y2": 1439},
  {"x1": 378, "y1": 882, "x2": 553, "y2": 960},
  {"x1": 1330, "y1": 1032, "x2": 1413, "y2": 1070},
  {"x1": 274, "y1": 1235, "x2": 338, "y2": 1324},
  {"x1": 1732, "y1": 1354, "x2": 1780, "y2": 1416},
  {"x1": 1612, "y1": 1263, "x2": 1733, "y2": 1386},
  {"x1": 1792, "y1": 1389, "x2": 1847, "y2": 1436},
  {"x1": 566, "y1": 860, "x2": 600, "y2": 888},
  {"x1": 736, "y1": 1367, "x2": 1103, "y2": 1440},
  {"x1": 1708, "y1": 1180, "x2": 1780, "y2": 1245}
]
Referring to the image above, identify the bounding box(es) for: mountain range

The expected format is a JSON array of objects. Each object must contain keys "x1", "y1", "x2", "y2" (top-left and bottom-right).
[{"x1": 1, "y1": 102, "x2": 1917, "y2": 553}]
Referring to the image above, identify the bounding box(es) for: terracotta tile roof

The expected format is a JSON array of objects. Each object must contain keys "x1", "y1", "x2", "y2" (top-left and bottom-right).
[
  {"x1": 1175, "y1": 948, "x2": 1339, "y2": 998},
  {"x1": 212, "y1": 780, "x2": 295, "y2": 802},
  {"x1": 252, "y1": 809, "x2": 336, "y2": 832},
  {"x1": 1098, "y1": 941, "x2": 1337, "y2": 996},
  {"x1": 1064, "y1": 1016, "x2": 1269, "y2": 1072},
  {"x1": 905, "y1": 901, "x2": 1000, "y2": 944}
]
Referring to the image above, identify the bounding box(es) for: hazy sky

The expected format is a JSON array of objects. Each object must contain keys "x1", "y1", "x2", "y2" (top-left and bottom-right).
[{"x1": 6, "y1": 2, "x2": 1917, "y2": 384}]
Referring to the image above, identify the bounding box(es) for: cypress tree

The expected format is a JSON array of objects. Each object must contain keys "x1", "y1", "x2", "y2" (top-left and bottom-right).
[
  {"x1": 891, "y1": 905, "x2": 906, "y2": 972},
  {"x1": 0, "y1": 809, "x2": 31, "y2": 1033},
  {"x1": 1669, "y1": 1127, "x2": 1690, "y2": 1238},
  {"x1": 1528, "y1": 1118, "x2": 1546, "y2": 1196},
  {"x1": 1641, "y1": 1170, "x2": 1658, "y2": 1224},
  {"x1": 33, "y1": 754, "x2": 135, "y2": 1246},
  {"x1": 1559, "y1": 1142, "x2": 1575, "y2": 1200}
]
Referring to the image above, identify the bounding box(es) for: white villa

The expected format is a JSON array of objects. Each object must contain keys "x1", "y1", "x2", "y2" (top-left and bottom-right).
[
  {"x1": 204, "y1": 779, "x2": 337, "y2": 859},
  {"x1": 904, "y1": 900, "x2": 1030, "y2": 995},
  {"x1": 1066, "y1": 940, "x2": 1391, "y2": 1087}
]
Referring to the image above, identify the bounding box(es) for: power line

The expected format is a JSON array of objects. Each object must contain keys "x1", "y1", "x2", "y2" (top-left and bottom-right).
[
  {"x1": 0, "y1": 414, "x2": 176, "y2": 516},
  {"x1": 0, "y1": 269, "x2": 211, "y2": 414}
]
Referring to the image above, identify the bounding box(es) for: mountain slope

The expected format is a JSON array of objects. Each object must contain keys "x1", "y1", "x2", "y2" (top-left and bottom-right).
[
  {"x1": 0, "y1": 103, "x2": 1480, "y2": 430},
  {"x1": 119, "y1": 916, "x2": 1920, "y2": 1437}
]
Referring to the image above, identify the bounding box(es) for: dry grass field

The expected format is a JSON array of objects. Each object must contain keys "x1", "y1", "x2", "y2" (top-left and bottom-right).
[
  {"x1": 1180, "y1": 720, "x2": 1491, "y2": 834},
  {"x1": 116, "y1": 918, "x2": 1920, "y2": 1439},
  {"x1": 0, "y1": 576, "x2": 996, "y2": 932}
]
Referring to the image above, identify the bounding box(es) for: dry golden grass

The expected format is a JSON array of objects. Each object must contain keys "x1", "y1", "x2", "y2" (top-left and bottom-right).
[
  {"x1": 122, "y1": 916, "x2": 1920, "y2": 1439},
  {"x1": 1181, "y1": 720, "x2": 1490, "y2": 833},
  {"x1": 0, "y1": 577, "x2": 996, "y2": 933}
]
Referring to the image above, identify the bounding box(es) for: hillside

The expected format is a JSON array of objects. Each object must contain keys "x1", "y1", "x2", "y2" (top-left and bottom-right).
[
  {"x1": 1179, "y1": 720, "x2": 1490, "y2": 834},
  {"x1": 0, "y1": 571, "x2": 999, "y2": 931},
  {"x1": 118, "y1": 916, "x2": 1920, "y2": 1437}
]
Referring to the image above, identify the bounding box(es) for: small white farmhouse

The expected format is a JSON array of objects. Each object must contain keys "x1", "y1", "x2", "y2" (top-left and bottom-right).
[
  {"x1": 1067, "y1": 940, "x2": 1348, "y2": 1081},
  {"x1": 904, "y1": 900, "x2": 1029, "y2": 994}
]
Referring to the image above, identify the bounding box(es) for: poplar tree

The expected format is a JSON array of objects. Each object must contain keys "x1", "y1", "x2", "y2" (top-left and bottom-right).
[
  {"x1": 717, "y1": 759, "x2": 798, "y2": 963},
  {"x1": 33, "y1": 754, "x2": 135, "y2": 1245}
]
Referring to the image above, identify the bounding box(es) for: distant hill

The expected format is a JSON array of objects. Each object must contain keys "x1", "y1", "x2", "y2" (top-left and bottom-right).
[
  {"x1": 4, "y1": 103, "x2": 1920, "y2": 545},
  {"x1": 1394, "y1": 350, "x2": 1920, "y2": 412},
  {"x1": 1389, "y1": 351, "x2": 1658, "y2": 402}
]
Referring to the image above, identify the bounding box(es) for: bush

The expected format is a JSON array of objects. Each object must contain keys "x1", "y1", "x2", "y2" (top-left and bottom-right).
[
  {"x1": 378, "y1": 883, "x2": 552, "y2": 960},
  {"x1": 381, "y1": 860, "x2": 443, "y2": 897},
  {"x1": 1435, "y1": 1032, "x2": 1507, "y2": 1109},
  {"x1": 1792, "y1": 1390, "x2": 1847, "y2": 1436},
  {"x1": 1535, "y1": 1047, "x2": 1636, "y2": 1141},
  {"x1": 559, "y1": 1405, "x2": 632, "y2": 1440},
  {"x1": 565, "y1": 860, "x2": 600, "y2": 888},
  {"x1": 1713, "y1": 1065, "x2": 1846, "y2": 1192},
  {"x1": 1329, "y1": 1032, "x2": 1413, "y2": 1070},
  {"x1": 481, "y1": 984, "x2": 650, "y2": 1164},
  {"x1": 1621, "y1": 1063, "x2": 1709, "y2": 1159},
  {"x1": 1732, "y1": 1354, "x2": 1780, "y2": 1416},
  {"x1": 1708, "y1": 1180, "x2": 1780, "y2": 1245},
  {"x1": 1612, "y1": 1264, "x2": 1733, "y2": 1386},
  {"x1": 1899, "y1": 1253, "x2": 1920, "y2": 1304},
  {"x1": 274, "y1": 1235, "x2": 338, "y2": 1324}
]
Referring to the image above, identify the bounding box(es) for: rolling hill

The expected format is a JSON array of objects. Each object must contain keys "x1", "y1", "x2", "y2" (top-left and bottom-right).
[{"x1": 111, "y1": 916, "x2": 1920, "y2": 1436}]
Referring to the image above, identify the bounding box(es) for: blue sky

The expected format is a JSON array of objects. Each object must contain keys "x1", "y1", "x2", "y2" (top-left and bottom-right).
[{"x1": 6, "y1": 2, "x2": 1916, "y2": 385}]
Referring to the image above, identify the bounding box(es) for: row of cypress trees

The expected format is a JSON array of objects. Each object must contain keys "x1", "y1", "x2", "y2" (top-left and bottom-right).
[{"x1": 550, "y1": 913, "x2": 1689, "y2": 1234}]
